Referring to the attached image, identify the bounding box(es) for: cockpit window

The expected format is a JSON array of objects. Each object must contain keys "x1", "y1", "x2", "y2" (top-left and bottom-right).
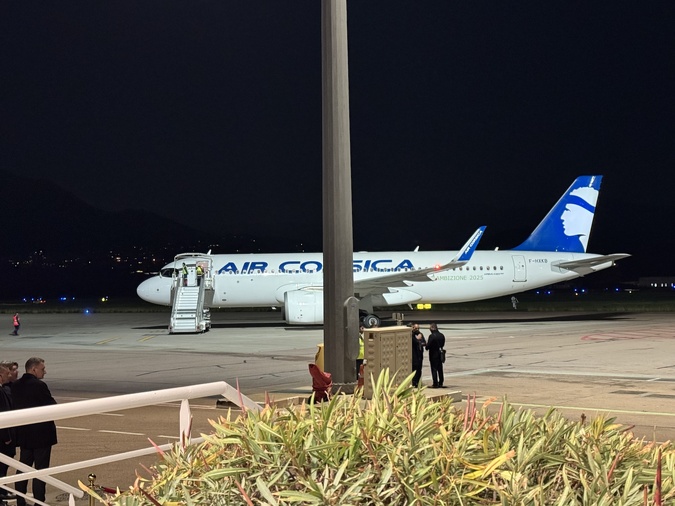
[{"x1": 160, "y1": 268, "x2": 175, "y2": 278}]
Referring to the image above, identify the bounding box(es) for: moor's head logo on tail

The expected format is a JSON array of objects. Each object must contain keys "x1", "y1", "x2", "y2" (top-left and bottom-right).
[
  {"x1": 514, "y1": 175, "x2": 602, "y2": 253},
  {"x1": 560, "y1": 182, "x2": 599, "y2": 251}
]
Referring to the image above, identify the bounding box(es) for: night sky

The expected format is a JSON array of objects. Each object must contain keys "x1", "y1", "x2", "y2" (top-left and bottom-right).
[{"x1": 2, "y1": 2, "x2": 674, "y2": 268}]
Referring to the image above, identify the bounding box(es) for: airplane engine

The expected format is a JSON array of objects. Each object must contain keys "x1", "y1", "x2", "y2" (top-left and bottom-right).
[{"x1": 284, "y1": 290, "x2": 323, "y2": 325}]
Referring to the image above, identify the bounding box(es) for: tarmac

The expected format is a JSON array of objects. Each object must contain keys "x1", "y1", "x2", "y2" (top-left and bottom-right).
[{"x1": 1, "y1": 310, "x2": 675, "y2": 503}]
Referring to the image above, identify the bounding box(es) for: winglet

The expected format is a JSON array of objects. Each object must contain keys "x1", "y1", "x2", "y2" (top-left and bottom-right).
[{"x1": 454, "y1": 226, "x2": 486, "y2": 263}]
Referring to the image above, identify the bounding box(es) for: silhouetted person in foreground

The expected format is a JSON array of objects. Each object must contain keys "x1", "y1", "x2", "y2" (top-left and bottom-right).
[
  {"x1": 13, "y1": 357, "x2": 57, "y2": 506},
  {"x1": 0, "y1": 363, "x2": 16, "y2": 503}
]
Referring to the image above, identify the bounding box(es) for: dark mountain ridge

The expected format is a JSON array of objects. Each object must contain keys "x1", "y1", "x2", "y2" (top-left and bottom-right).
[{"x1": 1, "y1": 170, "x2": 209, "y2": 258}]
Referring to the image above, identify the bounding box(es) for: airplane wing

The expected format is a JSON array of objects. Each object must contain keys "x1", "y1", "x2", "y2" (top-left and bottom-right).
[
  {"x1": 553, "y1": 253, "x2": 631, "y2": 275},
  {"x1": 355, "y1": 226, "x2": 486, "y2": 293}
]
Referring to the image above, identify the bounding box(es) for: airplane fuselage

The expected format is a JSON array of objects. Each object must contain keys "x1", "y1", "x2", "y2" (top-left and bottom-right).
[{"x1": 138, "y1": 249, "x2": 609, "y2": 308}]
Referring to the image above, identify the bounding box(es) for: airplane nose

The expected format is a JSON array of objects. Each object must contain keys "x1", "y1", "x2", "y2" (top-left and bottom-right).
[{"x1": 137, "y1": 277, "x2": 171, "y2": 305}]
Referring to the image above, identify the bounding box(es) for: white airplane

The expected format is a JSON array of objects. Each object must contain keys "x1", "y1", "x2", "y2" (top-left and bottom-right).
[{"x1": 137, "y1": 175, "x2": 629, "y2": 327}]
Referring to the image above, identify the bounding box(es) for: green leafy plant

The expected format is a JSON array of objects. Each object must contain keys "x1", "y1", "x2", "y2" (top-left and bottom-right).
[{"x1": 84, "y1": 370, "x2": 675, "y2": 505}]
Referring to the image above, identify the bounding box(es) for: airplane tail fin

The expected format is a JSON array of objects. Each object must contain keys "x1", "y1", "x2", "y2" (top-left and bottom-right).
[{"x1": 513, "y1": 175, "x2": 602, "y2": 253}]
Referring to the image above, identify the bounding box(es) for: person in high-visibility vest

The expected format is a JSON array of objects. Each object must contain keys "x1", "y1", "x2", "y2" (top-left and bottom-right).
[
  {"x1": 196, "y1": 265, "x2": 204, "y2": 286},
  {"x1": 11, "y1": 313, "x2": 20, "y2": 336},
  {"x1": 181, "y1": 263, "x2": 188, "y2": 287},
  {"x1": 356, "y1": 325, "x2": 365, "y2": 379}
]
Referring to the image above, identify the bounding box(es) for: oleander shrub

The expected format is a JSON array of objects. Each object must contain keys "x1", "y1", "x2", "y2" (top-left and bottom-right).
[{"x1": 86, "y1": 370, "x2": 675, "y2": 505}]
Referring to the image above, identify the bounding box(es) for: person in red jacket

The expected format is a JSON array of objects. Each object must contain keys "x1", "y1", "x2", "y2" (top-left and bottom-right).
[{"x1": 11, "y1": 313, "x2": 19, "y2": 336}]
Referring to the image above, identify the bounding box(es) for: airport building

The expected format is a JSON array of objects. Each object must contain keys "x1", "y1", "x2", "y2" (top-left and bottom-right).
[{"x1": 638, "y1": 276, "x2": 675, "y2": 289}]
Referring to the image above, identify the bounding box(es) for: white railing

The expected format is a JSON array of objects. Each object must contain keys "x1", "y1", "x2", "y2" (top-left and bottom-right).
[{"x1": 0, "y1": 382, "x2": 261, "y2": 505}]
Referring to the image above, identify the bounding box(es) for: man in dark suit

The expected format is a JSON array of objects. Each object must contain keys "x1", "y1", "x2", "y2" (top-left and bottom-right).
[
  {"x1": 425, "y1": 323, "x2": 446, "y2": 389},
  {"x1": 410, "y1": 323, "x2": 426, "y2": 388},
  {"x1": 11, "y1": 357, "x2": 57, "y2": 506}
]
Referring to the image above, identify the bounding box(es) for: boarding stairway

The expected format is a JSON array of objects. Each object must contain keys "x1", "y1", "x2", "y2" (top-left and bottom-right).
[{"x1": 169, "y1": 253, "x2": 213, "y2": 334}]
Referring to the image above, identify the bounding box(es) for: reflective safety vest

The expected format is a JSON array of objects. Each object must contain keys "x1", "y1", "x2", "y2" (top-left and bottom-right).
[
  {"x1": 12, "y1": 315, "x2": 19, "y2": 326},
  {"x1": 358, "y1": 333, "x2": 365, "y2": 360}
]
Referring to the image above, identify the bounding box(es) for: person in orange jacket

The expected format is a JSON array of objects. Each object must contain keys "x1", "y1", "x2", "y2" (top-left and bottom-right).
[{"x1": 11, "y1": 313, "x2": 20, "y2": 336}]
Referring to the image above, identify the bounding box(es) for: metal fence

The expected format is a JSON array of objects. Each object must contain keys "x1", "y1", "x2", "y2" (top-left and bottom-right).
[{"x1": 0, "y1": 382, "x2": 260, "y2": 505}]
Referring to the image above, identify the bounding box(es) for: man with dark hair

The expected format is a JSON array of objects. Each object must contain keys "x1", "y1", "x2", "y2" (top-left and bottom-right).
[
  {"x1": 411, "y1": 323, "x2": 426, "y2": 388},
  {"x1": 426, "y1": 323, "x2": 446, "y2": 389},
  {"x1": 12, "y1": 357, "x2": 57, "y2": 506}
]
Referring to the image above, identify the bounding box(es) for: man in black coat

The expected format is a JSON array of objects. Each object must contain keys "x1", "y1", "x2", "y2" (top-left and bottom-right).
[
  {"x1": 11, "y1": 357, "x2": 57, "y2": 506},
  {"x1": 426, "y1": 323, "x2": 446, "y2": 388},
  {"x1": 411, "y1": 323, "x2": 426, "y2": 388}
]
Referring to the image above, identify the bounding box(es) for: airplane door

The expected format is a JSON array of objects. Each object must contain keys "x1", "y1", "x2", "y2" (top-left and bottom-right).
[{"x1": 512, "y1": 255, "x2": 527, "y2": 282}]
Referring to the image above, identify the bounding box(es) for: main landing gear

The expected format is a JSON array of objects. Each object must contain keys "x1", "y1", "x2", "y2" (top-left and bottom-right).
[{"x1": 359, "y1": 311, "x2": 381, "y2": 329}]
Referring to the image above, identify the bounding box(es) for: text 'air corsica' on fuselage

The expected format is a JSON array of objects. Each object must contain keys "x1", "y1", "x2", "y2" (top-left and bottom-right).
[{"x1": 216, "y1": 258, "x2": 416, "y2": 275}]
